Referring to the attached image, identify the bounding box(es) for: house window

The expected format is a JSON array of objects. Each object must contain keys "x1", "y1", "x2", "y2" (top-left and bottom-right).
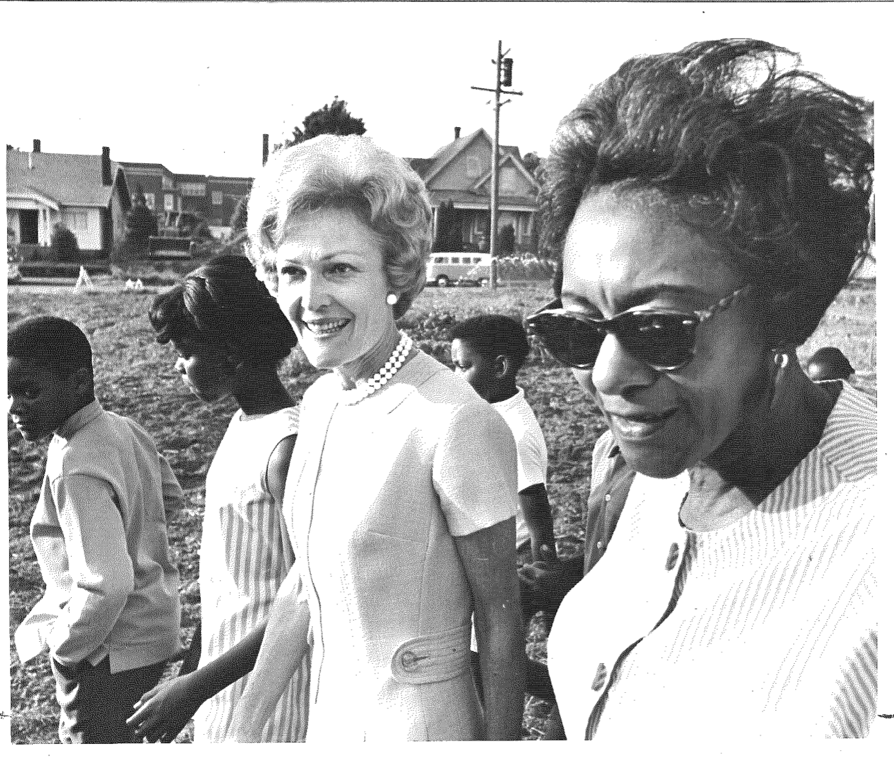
[
  {"x1": 466, "y1": 156, "x2": 482, "y2": 178},
  {"x1": 162, "y1": 176, "x2": 175, "y2": 189},
  {"x1": 144, "y1": 193, "x2": 156, "y2": 210},
  {"x1": 164, "y1": 193, "x2": 174, "y2": 211},
  {"x1": 211, "y1": 191, "x2": 223, "y2": 206},
  {"x1": 62, "y1": 211, "x2": 88, "y2": 231},
  {"x1": 180, "y1": 182, "x2": 206, "y2": 197}
]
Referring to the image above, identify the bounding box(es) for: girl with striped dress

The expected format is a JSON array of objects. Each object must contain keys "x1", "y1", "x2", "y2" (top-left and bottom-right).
[{"x1": 128, "y1": 254, "x2": 309, "y2": 742}]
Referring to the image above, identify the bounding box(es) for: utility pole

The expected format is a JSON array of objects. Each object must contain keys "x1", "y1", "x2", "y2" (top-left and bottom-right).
[{"x1": 472, "y1": 40, "x2": 523, "y2": 288}]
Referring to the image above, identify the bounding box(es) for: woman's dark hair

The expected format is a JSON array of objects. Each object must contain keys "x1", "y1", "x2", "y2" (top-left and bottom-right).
[
  {"x1": 149, "y1": 254, "x2": 297, "y2": 368},
  {"x1": 449, "y1": 314, "x2": 531, "y2": 369},
  {"x1": 542, "y1": 38, "x2": 874, "y2": 347}
]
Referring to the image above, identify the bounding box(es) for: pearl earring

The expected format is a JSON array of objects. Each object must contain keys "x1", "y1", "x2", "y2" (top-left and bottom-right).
[
  {"x1": 386, "y1": 293, "x2": 398, "y2": 306},
  {"x1": 773, "y1": 351, "x2": 789, "y2": 370}
]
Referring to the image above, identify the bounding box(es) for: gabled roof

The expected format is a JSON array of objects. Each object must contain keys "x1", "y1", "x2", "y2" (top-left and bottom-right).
[
  {"x1": 6, "y1": 149, "x2": 126, "y2": 208},
  {"x1": 410, "y1": 129, "x2": 539, "y2": 193},
  {"x1": 414, "y1": 128, "x2": 487, "y2": 184},
  {"x1": 470, "y1": 151, "x2": 538, "y2": 193}
]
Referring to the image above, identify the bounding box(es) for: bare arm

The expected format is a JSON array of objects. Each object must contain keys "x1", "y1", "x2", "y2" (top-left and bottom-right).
[
  {"x1": 455, "y1": 517, "x2": 525, "y2": 740},
  {"x1": 225, "y1": 565, "x2": 309, "y2": 742},
  {"x1": 127, "y1": 622, "x2": 267, "y2": 742},
  {"x1": 128, "y1": 433, "x2": 300, "y2": 742},
  {"x1": 518, "y1": 483, "x2": 558, "y2": 564},
  {"x1": 265, "y1": 433, "x2": 296, "y2": 511}
]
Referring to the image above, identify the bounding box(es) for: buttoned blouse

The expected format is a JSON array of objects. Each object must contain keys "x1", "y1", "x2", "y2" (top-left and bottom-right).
[
  {"x1": 548, "y1": 383, "x2": 878, "y2": 740},
  {"x1": 285, "y1": 350, "x2": 517, "y2": 741}
]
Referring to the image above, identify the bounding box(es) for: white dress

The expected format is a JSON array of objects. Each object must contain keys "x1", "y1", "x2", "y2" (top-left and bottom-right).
[
  {"x1": 285, "y1": 351, "x2": 518, "y2": 741},
  {"x1": 193, "y1": 407, "x2": 309, "y2": 743}
]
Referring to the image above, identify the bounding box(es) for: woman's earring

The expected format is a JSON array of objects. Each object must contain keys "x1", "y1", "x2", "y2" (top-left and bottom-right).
[
  {"x1": 773, "y1": 351, "x2": 790, "y2": 370},
  {"x1": 386, "y1": 293, "x2": 398, "y2": 306}
]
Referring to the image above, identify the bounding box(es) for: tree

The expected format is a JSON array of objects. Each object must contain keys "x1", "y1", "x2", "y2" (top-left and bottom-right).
[
  {"x1": 498, "y1": 224, "x2": 515, "y2": 256},
  {"x1": 123, "y1": 194, "x2": 158, "y2": 255},
  {"x1": 433, "y1": 200, "x2": 465, "y2": 252},
  {"x1": 522, "y1": 152, "x2": 546, "y2": 258},
  {"x1": 433, "y1": 202, "x2": 450, "y2": 252},
  {"x1": 50, "y1": 223, "x2": 79, "y2": 262},
  {"x1": 282, "y1": 97, "x2": 367, "y2": 148},
  {"x1": 229, "y1": 195, "x2": 249, "y2": 236},
  {"x1": 522, "y1": 151, "x2": 541, "y2": 177}
]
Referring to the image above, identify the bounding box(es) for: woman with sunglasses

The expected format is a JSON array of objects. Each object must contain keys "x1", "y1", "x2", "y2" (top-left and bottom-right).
[{"x1": 527, "y1": 39, "x2": 877, "y2": 740}]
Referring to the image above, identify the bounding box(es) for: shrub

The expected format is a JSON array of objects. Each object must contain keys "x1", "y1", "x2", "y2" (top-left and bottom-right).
[
  {"x1": 498, "y1": 224, "x2": 515, "y2": 256},
  {"x1": 50, "y1": 223, "x2": 79, "y2": 262}
]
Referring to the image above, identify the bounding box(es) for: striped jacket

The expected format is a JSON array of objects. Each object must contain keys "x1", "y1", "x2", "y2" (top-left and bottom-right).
[{"x1": 549, "y1": 383, "x2": 878, "y2": 740}]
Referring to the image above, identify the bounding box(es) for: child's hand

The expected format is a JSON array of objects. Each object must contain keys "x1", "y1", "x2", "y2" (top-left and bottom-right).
[
  {"x1": 126, "y1": 673, "x2": 204, "y2": 743},
  {"x1": 517, "y1": 559, "x2": 580, "y2": 617}
]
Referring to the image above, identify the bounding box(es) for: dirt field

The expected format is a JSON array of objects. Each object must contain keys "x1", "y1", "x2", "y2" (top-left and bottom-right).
[{"x1": 6, "y1": 277, "x2": 876, "y2": 742}]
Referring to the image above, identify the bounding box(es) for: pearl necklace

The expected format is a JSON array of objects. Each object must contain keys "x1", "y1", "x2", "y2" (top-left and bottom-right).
[{"x1": 340, "y1": 332, "x2": 413, "y2": 405}]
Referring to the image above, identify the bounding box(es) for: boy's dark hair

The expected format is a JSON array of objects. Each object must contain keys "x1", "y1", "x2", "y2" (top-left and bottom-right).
[
  {"x1": 148, "y1": 254, "x2": 297, "y2": 368},
  {"x1": 7, "y1": 315, "x2": 93, "y2": 377},
  {"x1": 449, "y1": 314, "x2": 530, "y2": 369},
  {"x1": 807, "y1": 346, "x2": 855, "y2": 380}
]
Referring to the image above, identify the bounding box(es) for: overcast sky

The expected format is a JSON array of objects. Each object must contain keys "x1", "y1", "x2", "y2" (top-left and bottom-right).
[{"x1": 2, "y1": 1, "x2": 888, "y2": 178}]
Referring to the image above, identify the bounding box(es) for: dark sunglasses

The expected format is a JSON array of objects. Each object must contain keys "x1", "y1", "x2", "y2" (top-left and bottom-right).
[{"x1": 525, "y1": 285, "x2": 749, "y2": 372}]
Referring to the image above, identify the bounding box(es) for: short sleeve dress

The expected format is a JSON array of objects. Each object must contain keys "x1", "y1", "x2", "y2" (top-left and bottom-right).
[
  {"x1": 284, "y1": 350, "x2": 518, "y2": 741},
  {"x1": 193, "y1": 407, "x2": 309, "y2": 743}
]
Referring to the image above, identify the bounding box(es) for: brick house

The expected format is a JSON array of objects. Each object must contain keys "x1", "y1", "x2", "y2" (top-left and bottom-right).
[
  {"x1": 6, "y1": 141, "x2": 132, "y2": 253},
  {"x1": 120, "y1": 164, "x2": 252, "y2": 237},
  {"x1": 116, "y1": 162, "x2": 182, "y2": 215},
  {"x1": 408, "y1": 127, "x2": 540, "y2": 254}
]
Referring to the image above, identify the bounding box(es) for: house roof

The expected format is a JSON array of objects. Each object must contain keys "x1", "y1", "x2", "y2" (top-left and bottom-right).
[
  {"x1": 410, "y1": 128, "x2": 539, "y2": 194},
  {"x1": 6, "y1": 149, "x2": 127, "y2": 208},
  {"x1": 413, "y1": 128, "x2": 487, "y2": 184},
  {"x1": 118, "y1": 161, "x2": 173, "y2": 173}
]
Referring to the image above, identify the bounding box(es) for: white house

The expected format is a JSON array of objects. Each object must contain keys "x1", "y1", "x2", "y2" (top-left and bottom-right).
[
  {"x1": 408, "y1": 127, "x2": 541, "y2": 254},
  {"x1": 6, "y1": 141, "x2": 131, "y2": 253}
]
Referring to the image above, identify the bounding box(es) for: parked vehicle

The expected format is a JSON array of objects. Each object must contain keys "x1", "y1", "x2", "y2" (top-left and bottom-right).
[{"x1": 426, "y1": 253, "x2": 493, "y2": 287}]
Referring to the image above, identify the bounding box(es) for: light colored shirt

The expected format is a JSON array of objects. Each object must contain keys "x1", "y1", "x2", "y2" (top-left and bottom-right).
[
  {"x1": 492, "y1": 388, "x2": 548, "y2": 549},
  {"x1": 194, "y1": 406, "x2": 308, "y2": 743},
  {"x1": 14, "y1": 400, "x2": 182, "y2": 673},
  {"x1": 549, "y1": 383, "x2": 879, "y2": 740}
]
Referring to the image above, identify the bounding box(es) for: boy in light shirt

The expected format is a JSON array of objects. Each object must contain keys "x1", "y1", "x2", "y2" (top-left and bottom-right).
[{"x1": 8, "y1": 316, "x2": 182, "y2": 743}]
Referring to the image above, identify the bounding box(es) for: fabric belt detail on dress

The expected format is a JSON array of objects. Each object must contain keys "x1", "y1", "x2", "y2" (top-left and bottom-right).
[{"x1": 390, "y1": 624, "x2": 471, "y2": 685}]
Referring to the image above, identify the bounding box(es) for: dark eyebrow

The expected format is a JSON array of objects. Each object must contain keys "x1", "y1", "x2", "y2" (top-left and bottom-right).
[{"x1": 561, "y1": 284, "x2": 707, "y2": 312}]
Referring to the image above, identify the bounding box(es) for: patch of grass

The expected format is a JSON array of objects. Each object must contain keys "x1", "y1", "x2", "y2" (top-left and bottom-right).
[{"x1": 6, "y1": 279, "x2": 875, "y2": 742}]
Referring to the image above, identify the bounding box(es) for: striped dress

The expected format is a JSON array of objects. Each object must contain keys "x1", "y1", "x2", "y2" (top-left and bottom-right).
[
  {"x1": 548, "y1": 383, "x2": 878, "y2": 740},
  {"x1": 193, "y1": 407, "x2": 309, "y2": 743}
]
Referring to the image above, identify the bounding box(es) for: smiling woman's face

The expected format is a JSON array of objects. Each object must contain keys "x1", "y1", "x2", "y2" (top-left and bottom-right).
[
  {"x1": 274, "y1": 207, "x2": 395, "y2": 376},
  {"x1": 562, "y1": 189, "x2": 769, "y2": 478}
]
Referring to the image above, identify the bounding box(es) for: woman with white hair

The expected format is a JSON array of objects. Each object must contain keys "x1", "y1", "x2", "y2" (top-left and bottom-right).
[{"x1": 226, "y1": 135, "x2": 525, "y2": 741}]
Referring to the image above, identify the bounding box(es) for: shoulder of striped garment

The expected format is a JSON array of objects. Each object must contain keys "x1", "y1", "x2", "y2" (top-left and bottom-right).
[{"x1": 815, "y1": 382, "x2": 876, "y2": 482}]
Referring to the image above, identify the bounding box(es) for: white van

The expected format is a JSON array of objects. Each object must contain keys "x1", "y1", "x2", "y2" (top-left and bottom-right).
[{"x1": 426, "y1": 253, "x2": 493, "y2": 287}]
